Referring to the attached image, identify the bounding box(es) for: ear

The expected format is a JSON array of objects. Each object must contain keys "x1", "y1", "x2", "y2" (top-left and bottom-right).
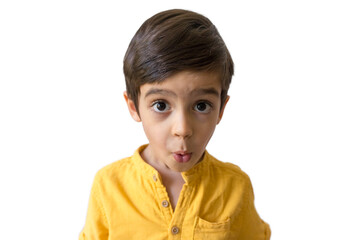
[
  {"x1": 123, "y1": 91, "x2": 141, "y2": 122},
  {"x1": 217, "y1": 95, "x2": 230, "y2": 124}
]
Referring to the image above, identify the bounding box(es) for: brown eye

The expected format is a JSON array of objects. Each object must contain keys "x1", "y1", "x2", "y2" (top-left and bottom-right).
[
  {"x1": 194, "y1": 101, "x2": 212, "y2": 113},
  {"x1": 196, "y1": 103, "x2": 207, "y2": 111},
  {"x1": 152, "y1": 101, "x2": 170, "y2": 112}
]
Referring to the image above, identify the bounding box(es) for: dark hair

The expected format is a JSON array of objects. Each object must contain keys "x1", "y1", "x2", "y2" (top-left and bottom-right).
[{"x1": 123, "y1": 9, "x2": 234, "y2": 112}]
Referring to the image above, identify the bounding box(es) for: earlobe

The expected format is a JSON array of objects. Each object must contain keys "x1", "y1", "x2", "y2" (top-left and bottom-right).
[
  {"x1": 123, "y1": 91, "x2": 141, "y2": 122},
  {"x1": 217, "y1": 95, "x2": 230, "y2": 124}
]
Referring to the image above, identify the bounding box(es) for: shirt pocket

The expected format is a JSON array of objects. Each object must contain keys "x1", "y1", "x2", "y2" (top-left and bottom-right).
[{"x1": 193, "y1": 216, "x2": 230, "y2": 240}]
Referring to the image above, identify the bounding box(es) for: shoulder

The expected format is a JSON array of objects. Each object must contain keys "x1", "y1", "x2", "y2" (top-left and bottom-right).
[
  {"x1": 94, "y1": 156, "x2": 134, "y2": 183},
  {"x1": 206, "y1": 153, "x2": 252, "y2": 186},
  {"x1": 203, "y1": 153, "x2": 256, "y2": 207}
]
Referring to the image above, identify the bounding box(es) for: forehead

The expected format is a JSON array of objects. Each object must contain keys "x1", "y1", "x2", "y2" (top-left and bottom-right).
[{"x1": 140, "y1": 71, "x2": 222, "y2": 98}]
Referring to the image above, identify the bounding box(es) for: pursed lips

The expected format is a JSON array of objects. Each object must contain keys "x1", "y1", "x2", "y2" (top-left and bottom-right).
[{"x1": 172, "y1": 151, "x2": 192, "y2": 163}]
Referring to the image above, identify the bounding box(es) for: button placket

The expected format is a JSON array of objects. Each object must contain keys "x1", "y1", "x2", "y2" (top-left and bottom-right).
[
  {"x1": 154, "y1": 178, "x2": 173, "y2": 223},
  {"x1": 169, "y1": 184, "x2": 194, "y2": 239}
]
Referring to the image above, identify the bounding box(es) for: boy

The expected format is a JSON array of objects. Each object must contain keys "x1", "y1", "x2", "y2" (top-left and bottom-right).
[{"x1": 80, "y1": 9, "x2": 270, "y2": 240}]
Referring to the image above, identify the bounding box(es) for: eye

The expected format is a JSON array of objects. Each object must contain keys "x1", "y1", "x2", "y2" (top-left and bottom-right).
[
  {"x1": 152, "y1": 101, "x2": 170, "y2": 113},
  {"x1": 194, "y1": 101, "x2": 212, "y2": 113}
]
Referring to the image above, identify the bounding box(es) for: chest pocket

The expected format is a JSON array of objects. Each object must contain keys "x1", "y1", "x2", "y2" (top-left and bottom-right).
[{"x1": 193, "y1": 216, "x2": 230, "y2": 240}]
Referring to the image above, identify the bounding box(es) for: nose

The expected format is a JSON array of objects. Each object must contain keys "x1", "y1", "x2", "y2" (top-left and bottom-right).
[{"x1": 172, "y1": 110, "x2": 193, "y2": 139}]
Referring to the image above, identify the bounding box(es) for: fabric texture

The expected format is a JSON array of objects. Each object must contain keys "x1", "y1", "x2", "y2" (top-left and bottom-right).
[{"x1": 79, "y1": 145, "x2": 271, "y2": 239}]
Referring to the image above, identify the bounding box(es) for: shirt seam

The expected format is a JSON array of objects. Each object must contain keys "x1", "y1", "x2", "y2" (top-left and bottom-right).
[{"x1": 94, "y1": 174, "x2": 110, "y2": 227}]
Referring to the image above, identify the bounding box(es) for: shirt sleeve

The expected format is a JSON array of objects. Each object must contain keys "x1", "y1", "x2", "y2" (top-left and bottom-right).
[
  {"x1": 234, "y1": 175, "x2": 271, "y2": 240},
  {"x1": 79, "y1": 173, "x2": 109, "y2": 240}
]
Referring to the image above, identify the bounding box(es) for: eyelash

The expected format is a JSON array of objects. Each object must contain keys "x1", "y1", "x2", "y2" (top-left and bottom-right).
[
  {"x1": 151, "y1": 100, "x2": 170, "y2": 113},
  {"x1": 150, "y1": 100, "x2": 213, "y2": 113}
]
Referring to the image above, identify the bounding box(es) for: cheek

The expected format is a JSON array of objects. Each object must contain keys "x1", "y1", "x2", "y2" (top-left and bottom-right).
[
  {"x1": 142, "y1": 120, "x2": 168, "y2": 143},
  {"x1": 194, "y1": 120, "x2": 217, "y2": 140},
  {"x1": 196, "y1": 113, "x2": 219, "y2": 129}
]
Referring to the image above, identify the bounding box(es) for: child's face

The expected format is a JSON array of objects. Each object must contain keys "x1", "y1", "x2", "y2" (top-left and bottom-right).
[{"x1": 124, "y1": 71, "x2": 229, "y2": 172}]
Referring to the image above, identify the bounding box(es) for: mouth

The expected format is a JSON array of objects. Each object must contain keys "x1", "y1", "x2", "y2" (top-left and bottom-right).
[{"x1": 172, "y1": 151, "x2": 192, "y2": 163}]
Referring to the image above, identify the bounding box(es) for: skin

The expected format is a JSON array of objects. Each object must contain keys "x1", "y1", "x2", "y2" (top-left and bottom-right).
[{"x1": 124, "y1": 70, "x2": 229, "y2": 208}]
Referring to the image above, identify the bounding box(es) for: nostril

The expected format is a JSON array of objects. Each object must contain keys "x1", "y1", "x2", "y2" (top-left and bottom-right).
[{"x1": 173, "y1": 127, "x2": 192, "y2": 138}]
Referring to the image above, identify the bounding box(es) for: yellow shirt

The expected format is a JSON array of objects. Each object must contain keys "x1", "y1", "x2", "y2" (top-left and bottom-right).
[{"x1": 80, "y1": 145, "x2": 271, "y2": 239}]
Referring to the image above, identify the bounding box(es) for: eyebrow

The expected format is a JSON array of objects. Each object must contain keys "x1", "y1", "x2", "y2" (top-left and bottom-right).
[
  {"x1": 144, "y1": 89, "x2": 177, "y2": 98},
  {"x1": 144, "y1": 87, "x2": 220, "y2": 98},
  {"x1": 190, "y1": 88, "x2": 220, "y2": 97}
]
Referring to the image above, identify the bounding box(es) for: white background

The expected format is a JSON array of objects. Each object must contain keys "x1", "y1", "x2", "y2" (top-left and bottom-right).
[{"x1": 0, "y1": 0, "x2": 359, "y2": 239}]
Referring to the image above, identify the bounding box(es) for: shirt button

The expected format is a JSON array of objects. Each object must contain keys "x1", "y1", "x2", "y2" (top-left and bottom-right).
[
  {"x1": 152, "y1": 175, "x2": 157, "y2": 182},
  {"x1": 171, "y1": 226, "x2": 180, "y2": 235},
  {"x1": 161, "y1": 200, "x2": 169, "y2": 208}
]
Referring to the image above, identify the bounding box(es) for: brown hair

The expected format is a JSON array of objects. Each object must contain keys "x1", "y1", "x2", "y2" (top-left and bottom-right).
[{"x1": 123, "y1": 9, "x2": 234, "y2": 112}]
